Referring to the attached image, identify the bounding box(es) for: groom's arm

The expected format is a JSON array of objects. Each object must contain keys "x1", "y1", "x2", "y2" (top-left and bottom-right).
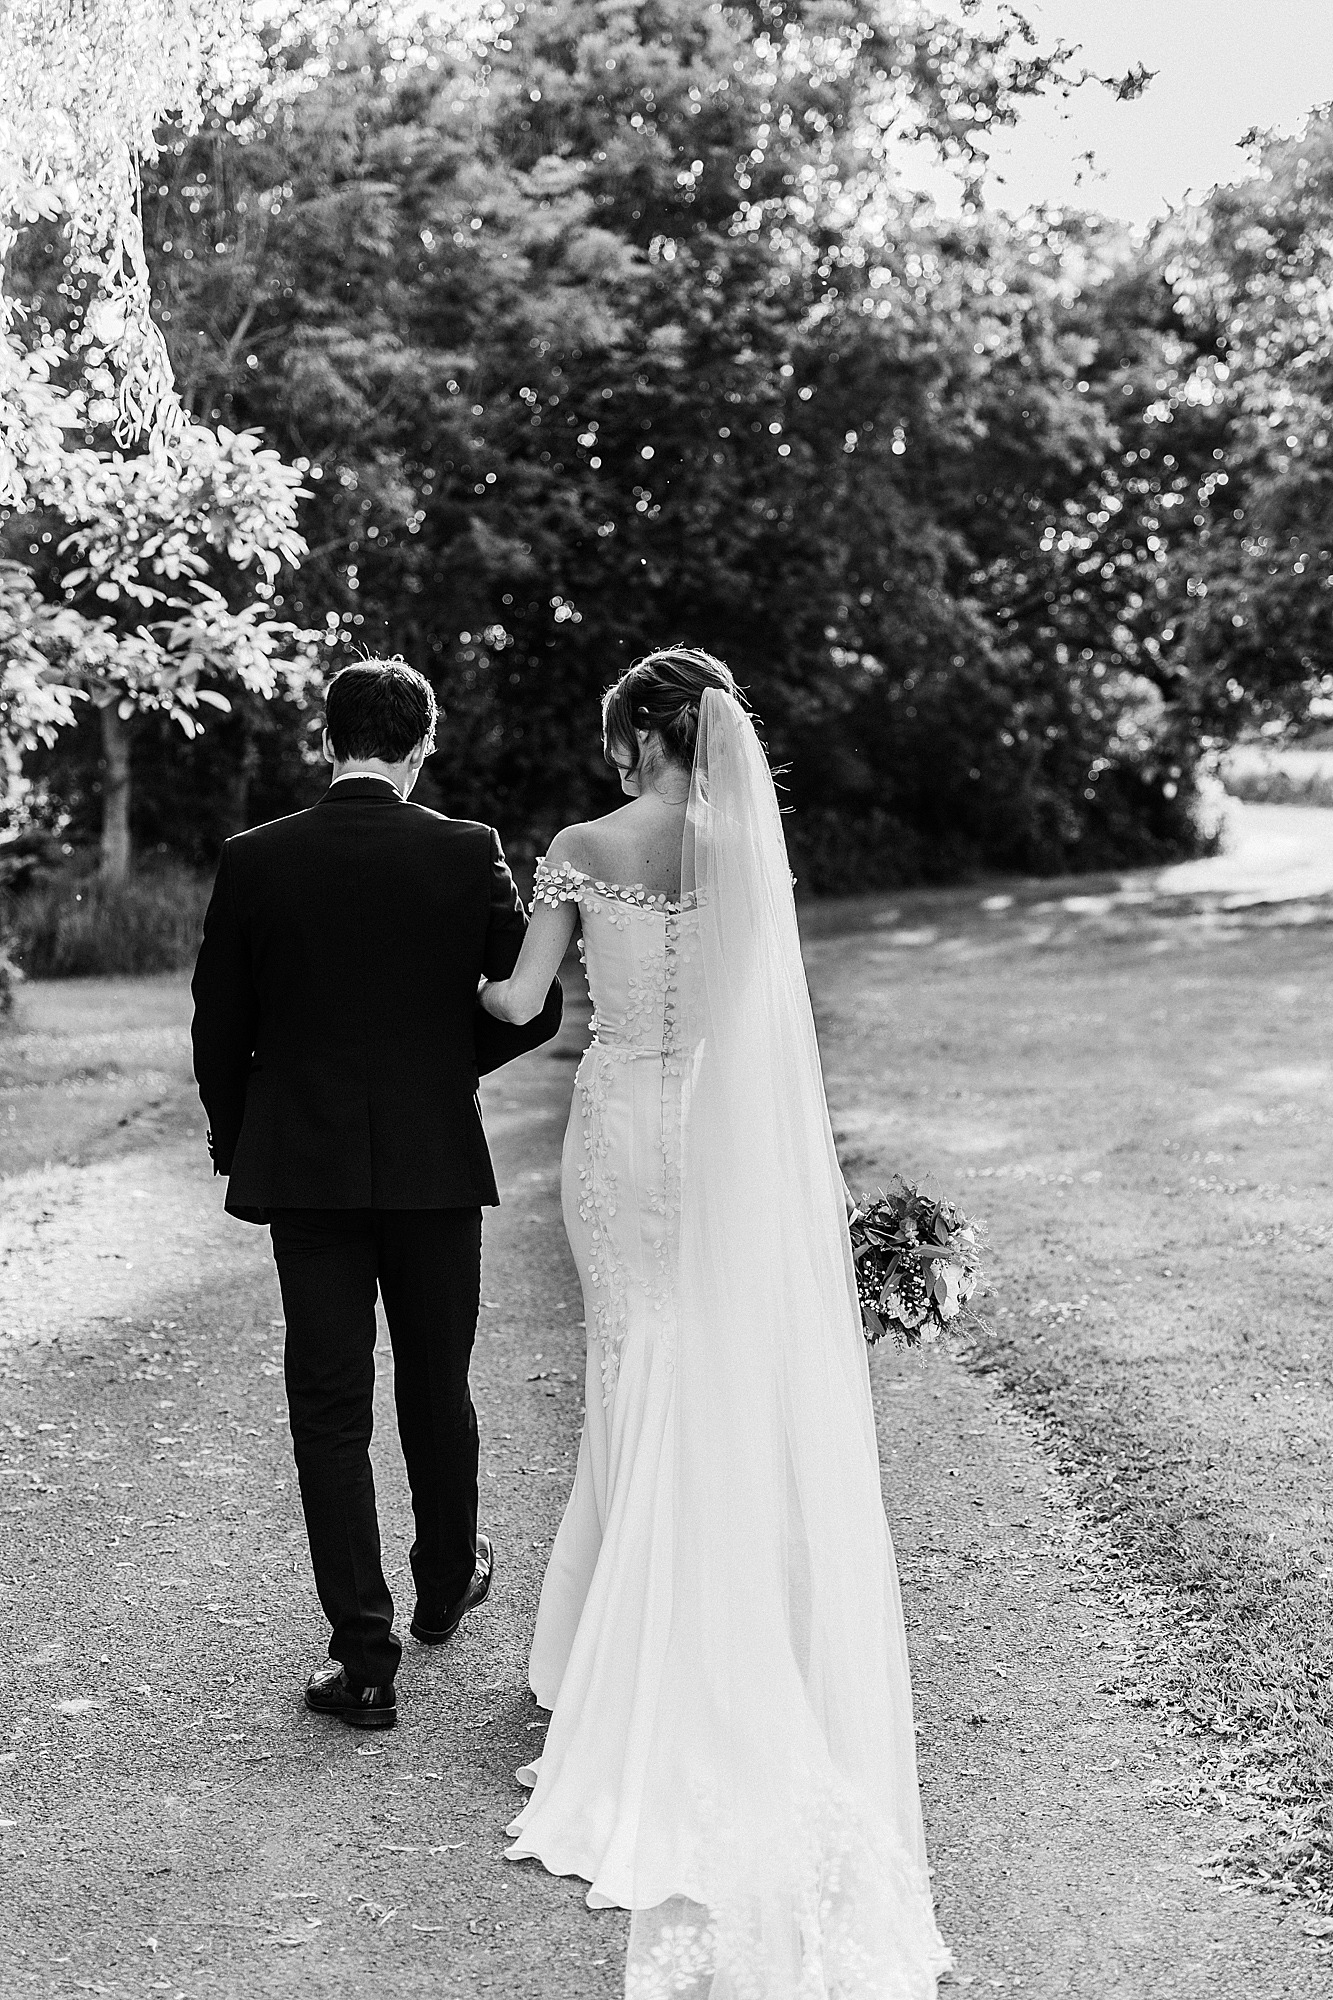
[
  {"x1": 481, "y1": 827, "x2": 529, "y2": 981},
  {"x1": 190, "y1": 843, "x2": 259, "y2": 1175},
  {"x1": 474, "y1": 829, "x2": 563, "y2": 1076}
]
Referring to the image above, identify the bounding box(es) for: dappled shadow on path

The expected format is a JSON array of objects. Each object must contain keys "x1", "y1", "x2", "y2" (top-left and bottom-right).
[
  {"x1": 804, "y1": 803, "x2": 1333, "y2": 1955},
  {"x1": 800, "y1": 799, "x2": 1333, "y2": 960}
]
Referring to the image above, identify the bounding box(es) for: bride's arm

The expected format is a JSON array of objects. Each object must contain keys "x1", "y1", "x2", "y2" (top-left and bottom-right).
[
  {"x1": 481, "y1": 898, "x2": 578, "y2": 1025},
  {"x1": 481, "y1": 830, "x2": 586, "y2": 1025}
]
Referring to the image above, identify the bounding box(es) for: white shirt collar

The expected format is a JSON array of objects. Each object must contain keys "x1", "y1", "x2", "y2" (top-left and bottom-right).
[{"x1": 328, "y1": 772, "x2": 402, "y2": 795}]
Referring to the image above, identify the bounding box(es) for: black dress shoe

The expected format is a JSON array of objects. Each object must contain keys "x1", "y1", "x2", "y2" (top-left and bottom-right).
[
  {"x1": 411, "y1": 1532, "x2": 495, "y2": 1645},
  {"x1": 304, "y1": 1659, "x2": 396, "y2": 1729}
]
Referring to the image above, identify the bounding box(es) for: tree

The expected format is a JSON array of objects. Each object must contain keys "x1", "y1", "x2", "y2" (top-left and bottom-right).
[
  {"x1": 0, "y1": 338, "x2": 319, "y2": 877},
  {"x1": 0, "y1": 560, "x2": 85, "y2": 798},
  {"x1": 0, "y1": 0, "x2": 265, "y2": 502},
  {"x1": 1146, "y1": 111, "x2": 1333, "y2": 746},
  {"x1": 5, "y1": 6, "x2": 1229, "y2": 882}
]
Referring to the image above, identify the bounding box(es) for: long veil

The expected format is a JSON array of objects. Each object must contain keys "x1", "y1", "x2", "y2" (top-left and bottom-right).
[{"x1": 624, "y1": 689, "x2": 951, "y2": 1998}]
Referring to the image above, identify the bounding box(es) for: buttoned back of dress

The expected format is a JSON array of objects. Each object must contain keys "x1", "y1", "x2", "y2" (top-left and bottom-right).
[{"x1": 530, "y1": 856, "x2": 701, "y2": 1403}]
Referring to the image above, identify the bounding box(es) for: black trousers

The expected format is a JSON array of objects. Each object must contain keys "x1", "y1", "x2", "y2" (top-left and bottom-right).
[{"x1": 269, "y1": 1207, "x2": 483, "y2": 1686}]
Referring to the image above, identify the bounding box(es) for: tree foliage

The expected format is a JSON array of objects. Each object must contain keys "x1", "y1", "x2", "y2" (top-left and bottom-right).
[
  {"x1": 4, "y1": 7, "x2": 1330, "y2": 887},
  {"x1": 1150, "y1": 116, "x2": 1333, "y2": 743},
  {"x1": 0, "y1": 344, "x2": 317, "y2": 874},
  {"x1": 0, "y1": 0, "x2": 267, "y2": 499}
]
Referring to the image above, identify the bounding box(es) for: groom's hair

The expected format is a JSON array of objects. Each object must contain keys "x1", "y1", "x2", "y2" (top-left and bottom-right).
[{"x1": 325, "y1": 659, "x2": 438, "y2": 763}]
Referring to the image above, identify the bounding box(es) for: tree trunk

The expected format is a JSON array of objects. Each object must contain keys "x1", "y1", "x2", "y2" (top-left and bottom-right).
[
  {"x1": 224, "y1": 710, "x2": 260, "y2": 833},
  {"x1": 100, "y1": 701, "x2": 132, "y2": 884}
]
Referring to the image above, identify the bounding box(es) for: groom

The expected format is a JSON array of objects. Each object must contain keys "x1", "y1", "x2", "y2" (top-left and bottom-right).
[{"x1": 190, "y1": 659, "x2": 563, "y2": 1729}]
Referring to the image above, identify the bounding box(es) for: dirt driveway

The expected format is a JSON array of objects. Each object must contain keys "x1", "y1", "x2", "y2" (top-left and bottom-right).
[{"x1": 0, "y1": 959, "x2": 1325, "y2": 1997}]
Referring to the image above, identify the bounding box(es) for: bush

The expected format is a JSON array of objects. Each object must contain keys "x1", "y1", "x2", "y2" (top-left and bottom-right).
[
  {"x1": 0, "y1": 942, "x2": 19, "y2": 1014},
  {"x1": 7, "y1": 863, "x2": 211, "y2": 977},
  {"x1": 1223, "y1": 763, "x2": 1333, "y2": 809}
]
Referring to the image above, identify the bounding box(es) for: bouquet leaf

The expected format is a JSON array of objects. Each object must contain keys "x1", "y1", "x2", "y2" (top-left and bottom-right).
[{"x1": 847, "y1": 1176, "x2": 988, "y2": 1350}]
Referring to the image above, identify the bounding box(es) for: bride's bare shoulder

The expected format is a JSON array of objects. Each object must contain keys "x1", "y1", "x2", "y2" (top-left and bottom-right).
[
  {"x1": 542, "y1": 821, "x2": 594, "y2": 873},
  {"x1": 546, "y1": 806, "x2": 639, "y2": 877}
]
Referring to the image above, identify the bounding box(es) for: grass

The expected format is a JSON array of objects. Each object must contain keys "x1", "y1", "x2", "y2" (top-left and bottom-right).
[
  {"x1": 1227, "y1": 768, "x2": 1333, "y2": 810},
  {"x1": 5, "y1": 863, "x2": 211, "y2": 978},
  {"x1": 0, "y1": 973, "x2": 199, "y2": 1178},
  {"x1": 806, "y1": 878, "x2": 1333, "y2": 1918}
]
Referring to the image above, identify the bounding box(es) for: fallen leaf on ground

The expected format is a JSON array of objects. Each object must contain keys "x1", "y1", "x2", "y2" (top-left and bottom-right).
[{"x1": 265, "y1": 1916, "x2": 323, "y2": 1947}]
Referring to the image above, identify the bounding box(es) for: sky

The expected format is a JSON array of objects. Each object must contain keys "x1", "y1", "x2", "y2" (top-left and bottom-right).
[
  {"x1": 391, "y1": 2, "x2": 1333, "y2": 225},
  {"x1": 925, "y1": 0, "x2": 1333, "y2": 223}
]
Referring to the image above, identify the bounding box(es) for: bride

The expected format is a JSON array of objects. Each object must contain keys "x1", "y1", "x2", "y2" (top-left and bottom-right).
[{"x1": 479, "y1": 648, "x2": 950, "y2": 1998}]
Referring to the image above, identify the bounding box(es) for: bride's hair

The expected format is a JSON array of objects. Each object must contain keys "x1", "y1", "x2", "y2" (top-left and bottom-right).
[{"x1": 602, "y1": 645, "x2": 742, "y2": 774}]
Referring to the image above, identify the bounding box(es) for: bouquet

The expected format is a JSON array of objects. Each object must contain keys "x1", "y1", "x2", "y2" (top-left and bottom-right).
[{"x1": 847, "y1": 1178, "x2": 986, "y2": 1348}]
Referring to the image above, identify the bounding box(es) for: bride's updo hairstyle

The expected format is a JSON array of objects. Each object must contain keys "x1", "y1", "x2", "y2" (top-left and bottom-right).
[{"x1": 602, "y1": 645, "x2": 741, "y2": 776}]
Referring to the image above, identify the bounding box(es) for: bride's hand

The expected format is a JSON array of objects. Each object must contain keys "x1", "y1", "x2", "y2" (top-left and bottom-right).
[
  {"x1": 478, "y1": 975, "x2": 512, "y2": 1021},
  {"x1": 484, "y1": 893, "x2": 578, "y2": 1024}
]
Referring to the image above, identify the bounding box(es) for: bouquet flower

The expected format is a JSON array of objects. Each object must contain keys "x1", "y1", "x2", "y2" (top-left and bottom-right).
[{"x1": 847, "y1": 1178, "x2": 986, "y2": 1347}]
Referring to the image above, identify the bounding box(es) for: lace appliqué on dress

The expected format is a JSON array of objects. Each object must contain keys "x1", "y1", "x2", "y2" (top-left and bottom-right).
[
  {"x1": 532, "y1": 855, "x2": 697, "y2": 917},
  {"x1": 573, "y1": 1049, "x2": 629, "y2": 1405},
  {"x1": 540, "y1": 854, "x2": 693, "y2": 1407},
  {"x1": 531, "y1": 856, "x2": 585, "y2": 908},
  {"x1": 625, "y1": 1770, "x2": 949, "y2": 1999}
]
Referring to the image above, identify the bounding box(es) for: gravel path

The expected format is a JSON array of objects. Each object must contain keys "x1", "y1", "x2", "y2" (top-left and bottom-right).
[
  {"x1": 882, "y1": 1351, "x2": 1323, "y2": 1994},
  {"x1": 0, "y1": 1150, "x2": 243, "y2": 1351},
  {"x1": 0, "y1": 982, "x2": 1324, "y2": 1997},
  {"x1": 1156, "y1": 797, "x2": 1333, "y2": 903}
]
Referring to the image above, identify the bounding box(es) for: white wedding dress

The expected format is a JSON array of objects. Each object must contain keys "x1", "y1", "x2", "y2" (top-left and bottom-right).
[{"x1": 505, "y1": 693, "x2": 951, "y2": 1998}]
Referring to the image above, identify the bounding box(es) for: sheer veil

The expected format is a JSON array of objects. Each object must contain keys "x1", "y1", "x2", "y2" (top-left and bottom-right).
[{"x1": 623, "y1": 689, "x2": 951, "y2": 1996}]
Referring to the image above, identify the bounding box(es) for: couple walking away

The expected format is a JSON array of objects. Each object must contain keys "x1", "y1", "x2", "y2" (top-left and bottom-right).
[{"x1": 190, "y1": 651, "x2": 951, "y2": 1998}]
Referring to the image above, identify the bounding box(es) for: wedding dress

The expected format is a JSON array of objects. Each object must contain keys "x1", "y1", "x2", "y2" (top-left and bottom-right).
[{"x1": 505, "y1": 691, "x2": 951, "y2": 1998}]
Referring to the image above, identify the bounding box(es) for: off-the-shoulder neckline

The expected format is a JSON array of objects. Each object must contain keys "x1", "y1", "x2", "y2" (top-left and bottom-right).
[{"x1": 535, "y1": 854, "x2": 696, "y2": 912}]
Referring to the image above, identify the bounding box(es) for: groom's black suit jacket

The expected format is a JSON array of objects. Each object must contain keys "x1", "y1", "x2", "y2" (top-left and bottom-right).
[{"x1": 190, "y1": 777, "x2": 562, "y2": 1221}]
